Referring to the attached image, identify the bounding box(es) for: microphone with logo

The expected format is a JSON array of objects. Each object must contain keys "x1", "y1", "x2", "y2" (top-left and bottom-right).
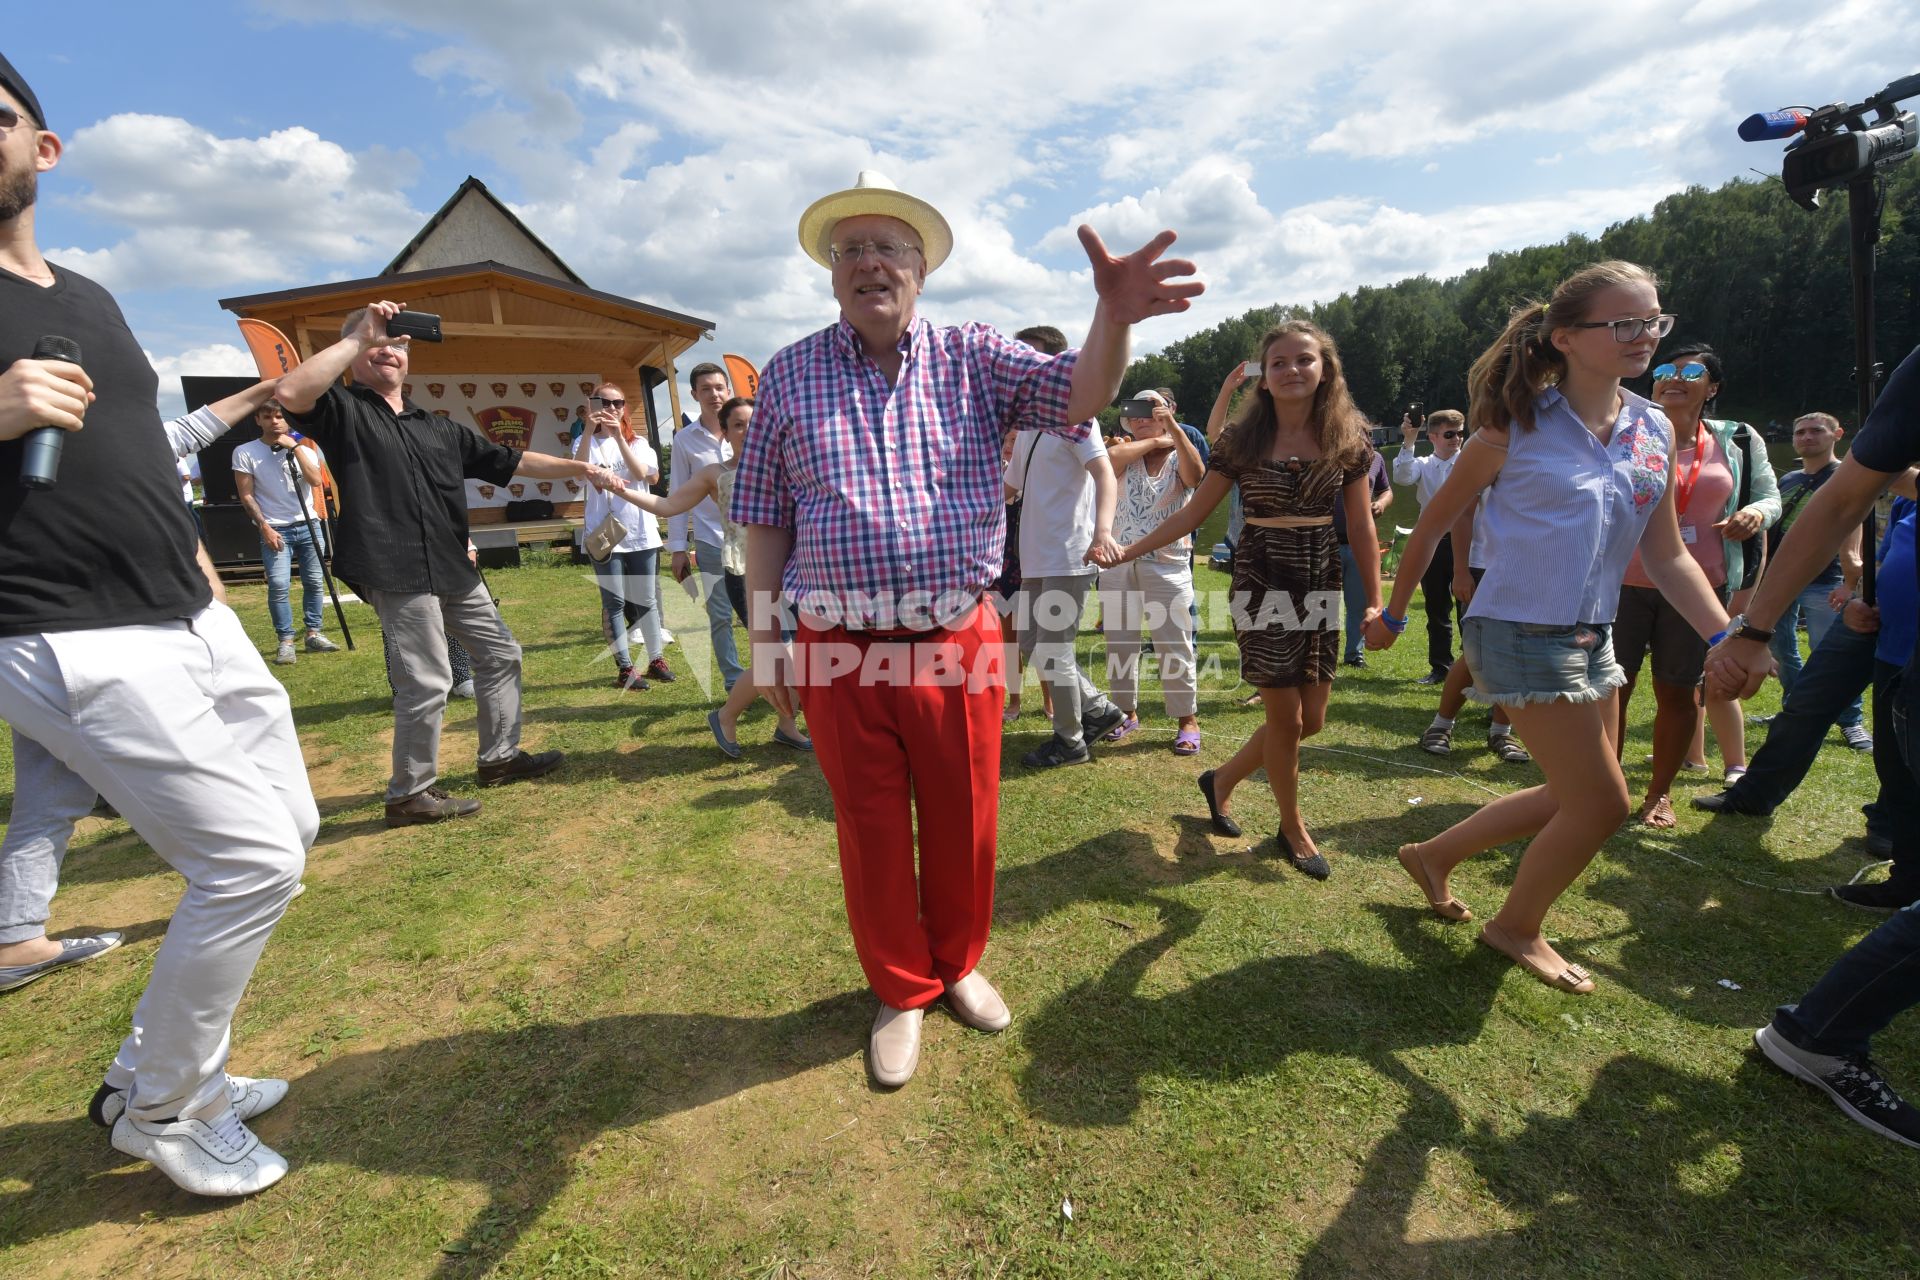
[
  {"x1": 1736, "y1": 108, "x2": 1811, "y2": 142},
  {"x1": 17, "y1": 336, "x2": 83, "y2": 491}
]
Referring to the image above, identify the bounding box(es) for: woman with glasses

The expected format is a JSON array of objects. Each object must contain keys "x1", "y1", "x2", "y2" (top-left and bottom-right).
[
  {"x1": 1105, "y1": 320, "x2": 1381, "y2": 880},
  {"x1": 1366, "y1": 262, "x2": 1732, "y2": 994},
  {"x1": 1612, "y1": 344, "x2": 1779, "y2": 825},
  {"x1": 574, "y1": 383, "x2": 663, "y2": 691}
]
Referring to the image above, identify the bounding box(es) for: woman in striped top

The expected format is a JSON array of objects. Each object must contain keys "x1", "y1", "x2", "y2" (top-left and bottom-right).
[{"x1": 1366, "y1": 262, "x2": 1733, "y2": 994}]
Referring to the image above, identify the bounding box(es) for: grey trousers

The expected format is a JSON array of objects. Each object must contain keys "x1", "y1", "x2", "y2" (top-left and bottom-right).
[
  {"x1": 370, "y1": 583, "x2": 524, "y2": 801},
  {"x1": 0, "y1": 730, "x2": 100, "y2": 943},
  {"x1": 1018, "y1": 572, "x2": 1113, "y2": 749}
]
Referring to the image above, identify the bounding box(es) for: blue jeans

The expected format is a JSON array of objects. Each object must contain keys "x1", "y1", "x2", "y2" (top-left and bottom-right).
[
  {"x1": 1729, "y1": 615, "x2": 1877, "y2": 816},
  {"x1": 1772, "y1": 581, "x2": 1862, "y2": 729},
  {"x1": 1338, "y1": 543, "x2": 1366, "y2": 660},
  {"x1": 595, "y1": 547, "x2": 658, "y2": 668},
  {"x1": 693, "y1": 539, "x2": 745, "y2": 691},
  {"x1": 262, "y1": 521, "x2": 326, "y2": 640},
  {"x1": 1774, "y1": 899, "x2": 1920, "y2": 1058}
]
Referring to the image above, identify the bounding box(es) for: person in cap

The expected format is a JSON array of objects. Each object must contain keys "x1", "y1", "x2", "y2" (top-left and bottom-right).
[
  {"x1": 0, "y1": 52, "x2": 313, "y2": 1196},
  {"x1": 732, "y1": 170, "x2": 1200, "y2": 1087}
]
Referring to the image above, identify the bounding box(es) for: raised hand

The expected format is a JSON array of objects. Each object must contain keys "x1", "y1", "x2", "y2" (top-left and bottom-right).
[
  {"x1": 1077, "y1": 226, "x2": 1203, "y2": 325},
  {"x1": 353, "y1": 300, "x2": 410, "y2": 351}
]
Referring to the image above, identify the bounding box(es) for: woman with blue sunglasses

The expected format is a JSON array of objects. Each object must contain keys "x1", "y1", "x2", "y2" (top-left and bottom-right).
[{"x1": 1611, "y1": 343, "x2": 1779, "y2": 825}]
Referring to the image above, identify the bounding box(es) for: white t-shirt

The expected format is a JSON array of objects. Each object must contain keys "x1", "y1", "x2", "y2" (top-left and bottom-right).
[
  {"x1": 231, "y1": 437, "x2": 322, "y2": 525},
  {"x1": 1006, "y1": 428, "x2": 1108, "y2": 578},
  {"x1": 585, "y1": 431, "x2": 663, "y2": 553},
  {"x1": 177, "y1": 453, "x2": 200, "y2": 505}
]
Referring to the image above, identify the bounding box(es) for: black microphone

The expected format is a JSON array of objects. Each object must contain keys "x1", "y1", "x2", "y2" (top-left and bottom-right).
[{"x1": 18, "y1": 336, "x2": 83, "y2": 490}]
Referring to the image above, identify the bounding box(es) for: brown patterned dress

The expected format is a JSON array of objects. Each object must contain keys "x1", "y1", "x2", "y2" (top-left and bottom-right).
[{"x1": 1211, "y1": 429, "x2": 1372, "y2": 688}]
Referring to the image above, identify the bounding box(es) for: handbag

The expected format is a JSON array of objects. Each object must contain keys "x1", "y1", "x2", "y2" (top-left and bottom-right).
[{"x1": 584, "y1": 511, "x2": 629, "y2": 563}]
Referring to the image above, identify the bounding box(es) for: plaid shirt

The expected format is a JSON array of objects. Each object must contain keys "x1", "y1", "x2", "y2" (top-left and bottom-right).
[{"x1": 732, "y1": 316, "x2": 1087, "y2": 628}]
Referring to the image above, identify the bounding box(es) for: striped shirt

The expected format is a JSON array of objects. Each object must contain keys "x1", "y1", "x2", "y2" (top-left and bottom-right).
[
  {"x1": 1466, "y1": 387, "x2": 1672, "y2": 626},
  {"x1": 731, "y1": 316, "x2": 1085, "y2": 628}
]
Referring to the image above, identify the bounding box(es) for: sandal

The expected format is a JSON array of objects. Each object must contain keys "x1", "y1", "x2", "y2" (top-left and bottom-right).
[
  {"x1": 1103, "y1": 713, "x2": 1140, "y2": 743},
  {"x1": 1172, "y1": 728, "x2": 1201, "y2": 756},
  {"x1": 1197, "y1": 771, "x2": 1241, "y2": 838},
  {"x1": 1397, "y1": 843, "x2": 1470, "y2": 921},
  {"x1": 1487, "y1": 733, "x2": 1531, "y2": 764},
  {"x1": 1637, "y1": 794, "x2": 1677, "y2": 829},
  {"x1": 1478, "y1": 921, "x2": 1594, "y2": 994}
]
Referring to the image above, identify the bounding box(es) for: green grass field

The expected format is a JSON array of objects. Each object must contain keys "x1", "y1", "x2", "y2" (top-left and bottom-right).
[{"x1": 2, "y1": 511, "x2": 1914, "y2": 1278}]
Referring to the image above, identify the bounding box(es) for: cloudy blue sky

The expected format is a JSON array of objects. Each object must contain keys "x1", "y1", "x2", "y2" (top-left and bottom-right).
[{"x1": 11, "y1": 1, "x2": 1919, "y2": 413}]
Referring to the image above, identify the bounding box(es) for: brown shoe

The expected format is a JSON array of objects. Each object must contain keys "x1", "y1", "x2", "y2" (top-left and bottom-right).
[
  {"x1": 1478, "y1": 920, "x2": 1594, "y2": 994},
  {"x1": 384, "y1": 785, "x2": 481, "y2": 828},
  {"x1": 476, "y1": 749, "x2": 565, "y2": 788}
]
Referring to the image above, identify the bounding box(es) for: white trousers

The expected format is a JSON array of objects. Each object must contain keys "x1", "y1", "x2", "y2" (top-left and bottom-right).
[
  {"x1": 1097, "y1": 559, "x2": 1199, "y2": 718},
  {"x1": 0, "y1": 602, "x2": 314, "y2": 1121}
]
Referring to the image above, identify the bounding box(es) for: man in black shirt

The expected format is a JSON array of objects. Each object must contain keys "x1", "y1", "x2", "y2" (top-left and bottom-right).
[
  {"x1": 0, "y1": 56, "x2": 311, "y2": 1196},
  {"x1": 277, "y1": 300, "x2": 613, "y2": 825},
  {"x1": 1709, "y1": 342, "x2": 1920, "y2": 1151}
]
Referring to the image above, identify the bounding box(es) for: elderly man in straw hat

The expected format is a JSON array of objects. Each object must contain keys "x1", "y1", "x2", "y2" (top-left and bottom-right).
[{"x1": 731, "y1": 170, "x2": 1201, "y2": 1087}]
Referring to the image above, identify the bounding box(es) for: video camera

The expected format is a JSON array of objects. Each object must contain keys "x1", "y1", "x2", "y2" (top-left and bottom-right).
[{"x1": 1742, "y1": 73, "x2": 1920, "y2": 209}]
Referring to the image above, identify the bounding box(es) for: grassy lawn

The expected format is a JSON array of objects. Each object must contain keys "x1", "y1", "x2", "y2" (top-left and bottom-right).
[{"x1": 2, "y1": 508, "x2": 1914, "y2": 1278}]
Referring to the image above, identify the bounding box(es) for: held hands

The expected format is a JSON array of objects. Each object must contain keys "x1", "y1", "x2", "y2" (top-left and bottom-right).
[
  {"x1": 1703, "y1": 636, "x2": 1775, "y2": 701},
  {"x1": 1363, "y1": 610, "x2": 1399, "y2": 651},
  {"x1": 0, "y1": 358, "x2": 93, "y2": 441},
  {"x1": 1077, "y1": 226, "x2": 1203, "y2": 324},
  {"x1": 1085, "y1": 529, "x2": 1124, "y2": 568}
]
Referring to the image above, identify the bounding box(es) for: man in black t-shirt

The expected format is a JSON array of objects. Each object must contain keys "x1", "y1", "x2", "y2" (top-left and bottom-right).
[
  {"x1": 0, "y1": 56, "x2": 311, "y2": 1197},
  {"x1": 277, "y1": 301, "x2": 612, "y2": 825},
  {"x1": 1708, "y1": 342, "x2": 1920, "y2": 1152}
]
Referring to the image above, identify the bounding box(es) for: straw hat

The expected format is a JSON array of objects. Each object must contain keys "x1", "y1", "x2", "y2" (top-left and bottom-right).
[{"x1": 798, "y1": 170, "x2": 953, "y2": 273}]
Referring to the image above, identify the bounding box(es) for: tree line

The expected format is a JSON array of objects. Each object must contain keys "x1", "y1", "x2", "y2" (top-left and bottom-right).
[{"x1": 1121, "y1": 162, "x2": 1920, "y2": 436}]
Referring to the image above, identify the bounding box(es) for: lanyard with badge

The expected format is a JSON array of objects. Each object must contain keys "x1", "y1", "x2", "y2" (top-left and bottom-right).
[{"x1": 1672, "y1": 421, "x2": 1708, "y2": 544}]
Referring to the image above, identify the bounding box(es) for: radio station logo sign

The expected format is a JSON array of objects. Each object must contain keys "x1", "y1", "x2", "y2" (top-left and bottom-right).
[{"x1": 472, "y1": 406, "x2": 536, "y2": 449}]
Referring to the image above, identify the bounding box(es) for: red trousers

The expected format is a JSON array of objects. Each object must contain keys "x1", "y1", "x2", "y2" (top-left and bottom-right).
[{"x1": 798, "y1": 606, "x2": 1005, "y2": 1010}]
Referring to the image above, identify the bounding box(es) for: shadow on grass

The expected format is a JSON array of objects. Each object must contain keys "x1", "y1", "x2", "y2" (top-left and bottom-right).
[
  {"x1": 0, "y1": 989, "x2": 870, "y2": 1278},
  {"x1": 1017, "y1": 901, "x2": 1501, "y2": 1128},
  {"x1": 1297, "y1": 1052, "x2": 1918, "y2": 1277}
]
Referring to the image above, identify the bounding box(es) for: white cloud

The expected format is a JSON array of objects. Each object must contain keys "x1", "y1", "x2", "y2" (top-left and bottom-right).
[
  {"x1": 146, "y1": 342, "x2": 258, "y2": 420},
  {"x1": 46, "y1": 114, "x2": 422, "y2": 292}
]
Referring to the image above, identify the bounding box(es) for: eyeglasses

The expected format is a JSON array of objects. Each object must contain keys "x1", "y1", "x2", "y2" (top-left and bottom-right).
[
  {"x1": 1571, "y1": 313, "x2": 1677, "y2": 343},
  {"x1": 1651, "y1": 361, "x2": 1710, "y2": 383},
  {"x1": 1438, "y1": 430, "x2": 1463, "y2": 440},
  {"x1": 589, "y1": 395, "x2": 625, "y2": 411},
  {"x1": 828, "y1": 239, "x2": 922, "y2": 266}
]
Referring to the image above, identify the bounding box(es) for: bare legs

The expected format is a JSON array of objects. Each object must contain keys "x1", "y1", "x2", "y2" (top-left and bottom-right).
[
  {"x1": 1405, "y1": 691, "x2": 1629, "y2": 978},
  {"x1": 1437, "y1": 654, "x2": 1511, "y2": 726},
  {"x1": 717, "y1": 660, "x2": 803, "y2": 741},
  {"x1": 1210, "y1": 681, "x2": 1332, "y2": 857},
  {"x1": 1616, "y1": 672, "x2": 1705, "y2": 827}
]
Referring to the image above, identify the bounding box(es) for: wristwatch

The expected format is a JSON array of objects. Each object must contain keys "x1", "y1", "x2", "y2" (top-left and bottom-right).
[{"x1": 1724, "y1": 612, "x2": 1774, "y2": 644}]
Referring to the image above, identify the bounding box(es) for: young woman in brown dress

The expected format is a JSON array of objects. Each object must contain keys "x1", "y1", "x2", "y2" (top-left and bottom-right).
[{"x1": 1100, "y1": 320, "x2": 1380, "y2": 877}]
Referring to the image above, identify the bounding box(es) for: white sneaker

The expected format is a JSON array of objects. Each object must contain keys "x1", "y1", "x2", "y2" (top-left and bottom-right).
[
  {"x1": 273, "y1": 639, "x2": 297, "y2": 666},
  {"x1": 451, "y1": 679, "x2": 476, "y2": 699},
  {"x1": 111, "y1": 1105, "x2": 288, "y2": 1196},
  {"x1": 91, "y1": 1073, "x2": 289, "y2": 1130}
]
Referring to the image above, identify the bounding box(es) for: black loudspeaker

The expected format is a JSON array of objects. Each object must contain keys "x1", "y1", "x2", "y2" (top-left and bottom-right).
[
  {"x1": 180, "y1": 375, "x2": 263, "y2": 505},
  {"x1": 200, "y1": 503, "x2": 264, "y2": 566}
]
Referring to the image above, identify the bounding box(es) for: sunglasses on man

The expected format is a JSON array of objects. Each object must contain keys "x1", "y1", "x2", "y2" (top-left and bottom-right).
[
  {"x1": 0, "y1": 104, "x2": 25, "y2": 132},
  {"x1": 1437, "y1": 429, "x2": 1463, "y2": 440},
  {"x1": 1650, "y1": 361, "x2": 1710, "y2": 383}
]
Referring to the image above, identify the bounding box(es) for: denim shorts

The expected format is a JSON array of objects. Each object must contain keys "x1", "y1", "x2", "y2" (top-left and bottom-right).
[{"x1": 1462, "y1": 616, "x2": 1625, "y2": 707}]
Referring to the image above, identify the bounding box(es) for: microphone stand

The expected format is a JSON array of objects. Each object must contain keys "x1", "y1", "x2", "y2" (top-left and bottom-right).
[
  {"x1": 286, "y1": 447, "x2": 355, "y2": 650},
  {"x1": 1845, "y1": 170, "x2": 1882, "y2": 603}
]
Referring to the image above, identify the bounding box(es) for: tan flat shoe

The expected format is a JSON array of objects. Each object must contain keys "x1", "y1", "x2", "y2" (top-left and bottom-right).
[
  {"x1": 945, "y1": 969, "x2": 1012, "y2": 1032},
  {"x1": 1478, "y1": 921, "x2": 1594, "y2": 994},
  {"x1": 1398, "y1": 843, "x2": 1470, "y2": 921},
  {"x1": 869, "y1": 1004, "x2": 923, "y2": 1088}
]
